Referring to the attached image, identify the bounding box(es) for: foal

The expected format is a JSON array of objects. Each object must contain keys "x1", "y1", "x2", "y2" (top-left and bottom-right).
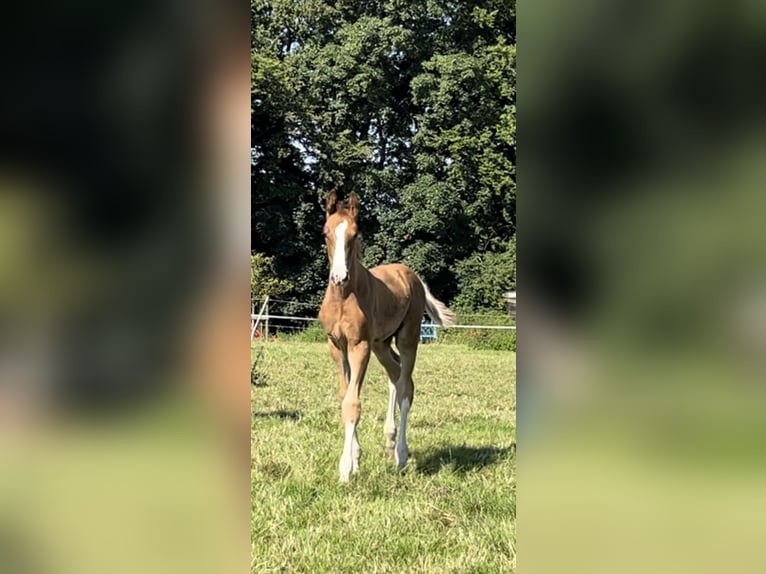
[{"x1": 318, "y1": 191, "x2": 456, "y2": 482}]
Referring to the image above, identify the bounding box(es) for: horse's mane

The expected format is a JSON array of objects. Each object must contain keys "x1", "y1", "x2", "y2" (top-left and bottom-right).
[{"x1": 352, "y1": 233, "x2": 364, "y2": 262}]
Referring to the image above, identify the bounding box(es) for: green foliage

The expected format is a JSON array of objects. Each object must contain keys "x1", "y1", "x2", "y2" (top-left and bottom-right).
[
  {"x1": 436, "y1": 310, "x2": 516, "y2": 351},
  {"x1": 251, "y1": 252, "x2": 292, "y2": 301},
  {"x1": 439, "y1": 328, "x2": 516, "y2": 351},
  {"x1": 252, "y1": 0, "x2": 515, "y2": 310},
  {"x1": 277, "y1": 322, "x2": 327, "y2": 343},
  {"x1": 453, "y1": 236, "x2": 516, "y2": 312}
]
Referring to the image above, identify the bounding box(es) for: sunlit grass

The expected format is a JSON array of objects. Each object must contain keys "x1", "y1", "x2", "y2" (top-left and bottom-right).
[{"x1": 251, "y1": 341, "x2": 516, "y2": 573}]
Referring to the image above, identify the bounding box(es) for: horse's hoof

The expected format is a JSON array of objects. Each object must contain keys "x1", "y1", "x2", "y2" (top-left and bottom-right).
[
  {"x1": 339, "y1": 456, "x2": 353, "y2": 482},
  {"x1": 395, "y1": 446, "x2": 409, "y2": 469}
]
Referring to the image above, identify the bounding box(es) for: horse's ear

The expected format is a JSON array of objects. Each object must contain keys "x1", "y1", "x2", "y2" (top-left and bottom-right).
[
  {"x1": 347, "y1": 192, "x2": 360, "y2": 220},
  {"x1": 325, "y1": 190, "x2": 338, "y2": 217}
]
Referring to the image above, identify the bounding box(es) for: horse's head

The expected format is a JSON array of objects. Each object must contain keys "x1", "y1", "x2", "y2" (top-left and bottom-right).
[{"x1": 324, "y1": 190, "x2": 360, "y2": 286}]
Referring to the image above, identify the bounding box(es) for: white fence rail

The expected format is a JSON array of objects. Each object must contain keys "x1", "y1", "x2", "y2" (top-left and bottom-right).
[{"x1": 250, "y1": 313, "x2": 516, "y2": 330}]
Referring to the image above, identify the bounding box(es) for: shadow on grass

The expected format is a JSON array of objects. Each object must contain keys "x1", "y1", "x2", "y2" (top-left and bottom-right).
[
  {"x1": 415, "y1": 443, "x2": 515, "y2": 475},
  {"x1": 251, "y1": 410, "x2": 302, "y2": 421},
  {"x1": 251, "y1": 366, "x2": 269, "y2": 387}
]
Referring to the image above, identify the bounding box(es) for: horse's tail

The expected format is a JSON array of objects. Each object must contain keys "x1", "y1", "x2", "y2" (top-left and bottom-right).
[{"x1": 420, "y1": 279, "x2": 456, "y2": 327}]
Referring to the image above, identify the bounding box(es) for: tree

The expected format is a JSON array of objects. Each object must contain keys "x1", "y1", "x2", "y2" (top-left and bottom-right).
[
  {"x1": 252, "y1": 0, "x2": 516, "y2": 311},
  {"x1": 251, "y1": 253, "x2": 292, "y2": 302},
  {"x1": 453, "y1": 237, "x2": 516, "y2": 311}
]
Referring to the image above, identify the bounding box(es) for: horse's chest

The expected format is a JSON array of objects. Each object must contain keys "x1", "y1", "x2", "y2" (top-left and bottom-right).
[{"x1": 320, "y1": 300, "x2": 367, "y2": 343}]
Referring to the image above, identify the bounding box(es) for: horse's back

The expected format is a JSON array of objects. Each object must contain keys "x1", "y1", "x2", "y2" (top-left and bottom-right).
[
  {"x1": 369, "y1": 263, "x2": 421, "y2": 295},
  {"x1": 368, "y1": 262, "x2": 426, "y2": 326}
]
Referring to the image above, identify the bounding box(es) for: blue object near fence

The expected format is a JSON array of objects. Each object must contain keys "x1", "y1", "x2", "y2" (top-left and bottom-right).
[{"x1": 420, "y1": 319, "x2": 437, "y2": 343}]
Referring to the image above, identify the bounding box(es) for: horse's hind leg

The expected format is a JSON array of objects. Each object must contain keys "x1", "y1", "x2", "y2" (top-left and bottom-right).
[
  {"x1": 394, "y1": 327, "x2": 419, "y2": 469},
  {"x1": 373, "y1": 340, "x2": 401, "y2": 452}
]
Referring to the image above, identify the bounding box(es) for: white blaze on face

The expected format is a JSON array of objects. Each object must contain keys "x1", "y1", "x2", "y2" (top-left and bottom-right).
[{"x1": 330, "y1": 220, "x2": 349, "y2": 284}]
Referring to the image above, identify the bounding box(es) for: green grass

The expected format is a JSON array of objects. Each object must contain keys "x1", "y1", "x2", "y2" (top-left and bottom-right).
[{"x1": 251, "y1": 341, "x2": 516, "y2": 573}]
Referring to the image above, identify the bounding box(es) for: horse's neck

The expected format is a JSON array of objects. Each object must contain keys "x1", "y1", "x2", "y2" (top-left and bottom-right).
[
  {"x1": 327, "y1": 259, "x2": 370, "y2": 301},
  {"x1": 351, "y1": 259, "x2": 371, "y2": 295}
]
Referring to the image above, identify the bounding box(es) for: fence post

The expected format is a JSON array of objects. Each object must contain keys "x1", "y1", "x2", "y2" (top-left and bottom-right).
[{"x1": 264, "y1": 299, "x2": 269, "y2": 339}]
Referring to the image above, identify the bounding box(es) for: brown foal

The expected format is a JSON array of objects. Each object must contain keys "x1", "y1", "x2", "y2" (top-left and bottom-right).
[{"x1": 318, "y1": 191, "x2": 456, "y2": 482}]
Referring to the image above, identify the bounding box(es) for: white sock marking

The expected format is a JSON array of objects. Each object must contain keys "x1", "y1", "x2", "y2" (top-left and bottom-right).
[
  {"x1": 351, "y1": 431, "x2": 361, "y2": 472},
  {"x1": 384, "y1": 380, "x2": 396, "y2": 444},
  {"x1": 396, "y1": 397, "x2": 410, "y2": 468},
  {"x1": 339, "y1": 420, "x2": 355, "y2": 482}
]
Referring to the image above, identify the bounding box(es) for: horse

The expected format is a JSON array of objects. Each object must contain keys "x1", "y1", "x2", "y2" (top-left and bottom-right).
[{"x1": 318, "y1": 190, "x2": 456, "y2": 482}]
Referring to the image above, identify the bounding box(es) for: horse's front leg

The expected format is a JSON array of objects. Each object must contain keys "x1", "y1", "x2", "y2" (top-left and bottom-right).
[
  {"x1": 339, "y1": 340, "x2": 370, "y2": 482},
  {"x1": 328, "y1": 340, "x2": 350, "y2": 400}
]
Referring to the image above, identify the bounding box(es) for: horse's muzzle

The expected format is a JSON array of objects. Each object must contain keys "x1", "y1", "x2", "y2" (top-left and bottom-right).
[{"x1": 331, "y1": 273, "x2": 348, "y2": 286}]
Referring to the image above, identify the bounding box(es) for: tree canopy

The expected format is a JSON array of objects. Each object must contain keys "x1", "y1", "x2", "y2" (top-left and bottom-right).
[{"x1": 252, "y1": 0, "x2": 515, "y2": 312}]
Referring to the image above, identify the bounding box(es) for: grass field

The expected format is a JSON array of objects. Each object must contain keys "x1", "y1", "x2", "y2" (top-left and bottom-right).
[{"x1": 251, "y1": 341, "x2": 516, "y2": 573}]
